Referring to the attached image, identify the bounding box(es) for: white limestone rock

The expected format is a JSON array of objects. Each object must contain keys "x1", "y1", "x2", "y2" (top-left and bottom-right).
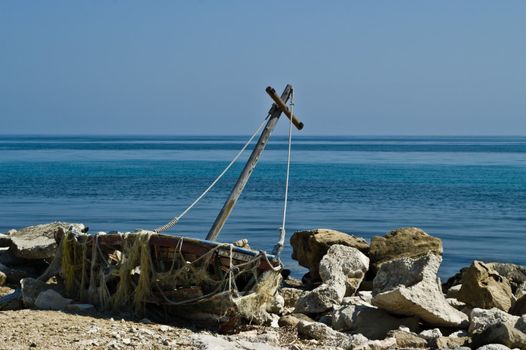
[{"x1": 372, "y1": 253, "x2": 468, "y2": 327}]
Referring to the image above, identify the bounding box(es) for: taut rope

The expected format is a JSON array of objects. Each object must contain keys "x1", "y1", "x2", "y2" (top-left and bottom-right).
[{"x1": 154, "y1": 115, "x2": 270, "y2": 233}]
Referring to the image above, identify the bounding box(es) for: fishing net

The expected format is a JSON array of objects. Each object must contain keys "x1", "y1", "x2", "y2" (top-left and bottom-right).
[{"x1": 55, "y1": 229, "x2": 282, "y2": 321}]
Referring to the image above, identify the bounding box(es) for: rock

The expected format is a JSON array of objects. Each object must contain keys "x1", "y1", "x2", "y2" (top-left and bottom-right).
[
  {"x1": 278, "y1": 313, "x2": 314, "y2": 328},
  {"x1": 294, "y1": 281, "x2": 345, "y2": 314},
  {"x1": 469, "y1": 308, "x2": 526, "y2": 349},
  {"x1": 0, "y1": 262, "x2": 40, "y2": 285},
  {"x1": 476, "y1": 345, "x2": 513, "y2": 350},
  {"x1": 510, "y1": 294, "x2": 526, "y2": 316},
  {"x1": 66, "y1": 303, "x2": 95, "y2": 312},
  {"x1": 388, "y1": 330, "x2": 428, "y2": 349},
  {"x1": 0, "y1": 234, "x2": 10, "y2": 247},
  {"x1": 432, "y1": 336, "x2": 470, "y2": 349},
  {"x1": 0, "y1": 288, "x2": 22, "y2": 310},
  {"x1": 372, "y1": 253, "x2": 468, "y2": 327},
  {"x1": 267, "y1": 293, "x2": 284, "y2": 315},
  {"x1": 450, "y1": 330, "x2": 469, "y2": 338},
  {"x1": 319, "y1": 244, "x2": 369, "y2": 296},
  {"x1": 515, "y1": 282, "x2": 526, "y2": 299},
  {"x1": 296, "y1": 320, "x2": 354, "y2": 349},
  {"x1": 447, "y1": 284, "x2": 463, "y2": 298},
  {"x1": 419, "y1": 328, "x2": 443, "y2": 340},
  {"x1": 9, "y1": 222, "x2": 86, "y2": 260},
  {"x1": 280, "y1": 287, "x2": 305, "y2": 308},
  {"x1": 457, "y1": 261, "x2": 513, "y2": 311},
  {"x1": 369, "y1": 227, "x2": 442, "y2": 273},
  {"x1": 282, "y1": 277, "x2": 303, "y2": 289},
  {"x1": 20, "y1": 277, "x2": 51, "y2": 307},
  {"x1": 295, "y1": 245, "x2": 369, "y2": 313},
  {"x1": 486, "y1": 263, "x2": 526, "y2": 294},
  {"x1": 290, "y1": 229, "x2": 369, "y2": 280},
  {"x1": 332, "y1": 304, "x2": 419, "y2": 340},
  {"x1": 447, "y1": 297, "x2": 467, "y2": 310},
  {"x1": 353, "y1": 337, "x2": 397, "y2": 350},
  {"x1": 34, "y1": 289, "x2": 72, "y2": 310}
]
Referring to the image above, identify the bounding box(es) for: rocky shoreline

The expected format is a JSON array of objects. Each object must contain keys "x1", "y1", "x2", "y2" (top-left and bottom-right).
[{"x1": 1, "y1": 223, "x2": 526, "y2": 349}]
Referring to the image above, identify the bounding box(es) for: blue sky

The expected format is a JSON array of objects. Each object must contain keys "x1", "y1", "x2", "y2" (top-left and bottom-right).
[{"x1": 1, "y1": 1, "x2": 525, "y2": 135}]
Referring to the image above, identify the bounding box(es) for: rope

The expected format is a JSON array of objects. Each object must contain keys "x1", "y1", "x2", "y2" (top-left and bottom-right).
[
  {"x1": 154, "y1": 115, "x2": 270, "y2": 233},
  {"x1": 273, "y1": 90, "x2": 294, "y2": 256}
]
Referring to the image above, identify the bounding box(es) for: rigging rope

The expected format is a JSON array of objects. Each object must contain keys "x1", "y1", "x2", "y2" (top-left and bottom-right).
[
  {"x1": 273, "y1": 90, "x2": 294, "y2": 256},
  {"x1": 154, "y1": 114, "x2": 270, "y2": 233}
]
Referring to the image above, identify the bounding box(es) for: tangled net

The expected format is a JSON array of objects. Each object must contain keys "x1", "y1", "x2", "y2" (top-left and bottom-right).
[{"x1": 56, "y1": 229, "x2": 282, "y2": 321}]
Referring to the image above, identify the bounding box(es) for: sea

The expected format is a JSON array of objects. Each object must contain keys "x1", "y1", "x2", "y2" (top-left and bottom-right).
[{"x1": 1, "y1": 135, "x2": 525, "y2": 280}]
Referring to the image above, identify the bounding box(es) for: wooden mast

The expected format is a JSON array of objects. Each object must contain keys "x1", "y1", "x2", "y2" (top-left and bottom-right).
[{"x1": 206, "y1": 84, "x2": 303, "y2": 241}]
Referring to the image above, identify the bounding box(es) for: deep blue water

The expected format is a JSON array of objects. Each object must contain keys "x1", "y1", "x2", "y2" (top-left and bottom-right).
[{"x1": 1, "y1": 135, "x2": 526, "y2": 279}]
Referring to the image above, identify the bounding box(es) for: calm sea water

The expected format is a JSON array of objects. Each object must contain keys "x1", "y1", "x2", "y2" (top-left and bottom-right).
[{"x1": 1, "y1": 135, "x2": 526, "y2": 279}]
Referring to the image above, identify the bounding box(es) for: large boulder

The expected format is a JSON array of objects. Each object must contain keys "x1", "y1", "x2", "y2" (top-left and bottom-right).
[
  {"x1": 369, "y1": 227, "x2": 442, "y2": 273},
  {"x1": 295, "y1": 245, "x2": 369, "y2": 313},
  {"x1": 290, "y1": 229, "x2": 369, "y2": 280},
  {"x1": 332, "y1": 304, "x2": 420, "y2": 340},
  {"x1": 372, "y1": 253, "x2": 468, "y2": 327},
  {"x1": 9, "y1": 222, "x2": 86, "y2": 260},
  {"x1": 469, "y1": 308, "x2": 526, "y2": 348},
  {"x1": 457, "y1": 261, "x2": 513, "y2": 311}
]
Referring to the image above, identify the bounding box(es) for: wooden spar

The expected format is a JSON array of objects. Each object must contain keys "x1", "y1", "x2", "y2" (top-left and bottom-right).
[
  {"x1": 265, "y1": 86, "x2": 304, "y2": 130},
  {"x1": 206, "y1": 84, "x2": 303, "y2": 241}
]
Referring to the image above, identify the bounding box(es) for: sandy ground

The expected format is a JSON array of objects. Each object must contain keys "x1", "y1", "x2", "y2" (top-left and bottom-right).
[{"x1": 0, "y1": 301, "x2": 312, "y2": 350}]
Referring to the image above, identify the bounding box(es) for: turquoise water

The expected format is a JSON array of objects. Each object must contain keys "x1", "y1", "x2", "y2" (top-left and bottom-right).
[{"x1": 1, "y1": 135, "x2": 526, "y2": 279}]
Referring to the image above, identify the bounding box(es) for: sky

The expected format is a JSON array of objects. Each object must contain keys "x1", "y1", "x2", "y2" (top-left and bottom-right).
[{"x1": 1, "y1": 1, "x2": 525, "y2": 136}]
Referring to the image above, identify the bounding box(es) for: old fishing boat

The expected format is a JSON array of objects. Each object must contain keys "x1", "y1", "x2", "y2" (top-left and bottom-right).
[{"x1": 48, "y1": 85, "x2": 304, "y2": 325}]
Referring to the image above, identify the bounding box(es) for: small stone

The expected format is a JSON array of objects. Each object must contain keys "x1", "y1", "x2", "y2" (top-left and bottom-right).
[
  {"x1": 280, "y1": 287, "x2": 305, "y2": 308},
  {"x1": 432, "y1": 336, "x2": 470, "y2": 349},
  {"x1": 66, "y1": 303, "x2": 94, "y2": 312},
  {"x1": 297, "y1": 320, "x2": 353, "y2": 349},
  {"x1": 389, "y1": 329, "x2": 428, "y2": 348},
  {"x1": 419, "y1": 328, "x2": 443, "y2": 340},
  {"x1": 476, "y1": 345, "x2": 513, "y2": 350},
  {"x1": 159, "y1": 325, "x2": 170, "y2": 332},
  {"x1": 446, "y1": 284, "x2": 463, "y2": 298},
  {"x1": 353, "y1": 337, "x2": 397, "y2": 350},
  {"x1": 0, "y1": 271, "x2": 5, "y2": 286},
  {"x1": 278, "y1": 313, "x2": 314, "y2": 328}
]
